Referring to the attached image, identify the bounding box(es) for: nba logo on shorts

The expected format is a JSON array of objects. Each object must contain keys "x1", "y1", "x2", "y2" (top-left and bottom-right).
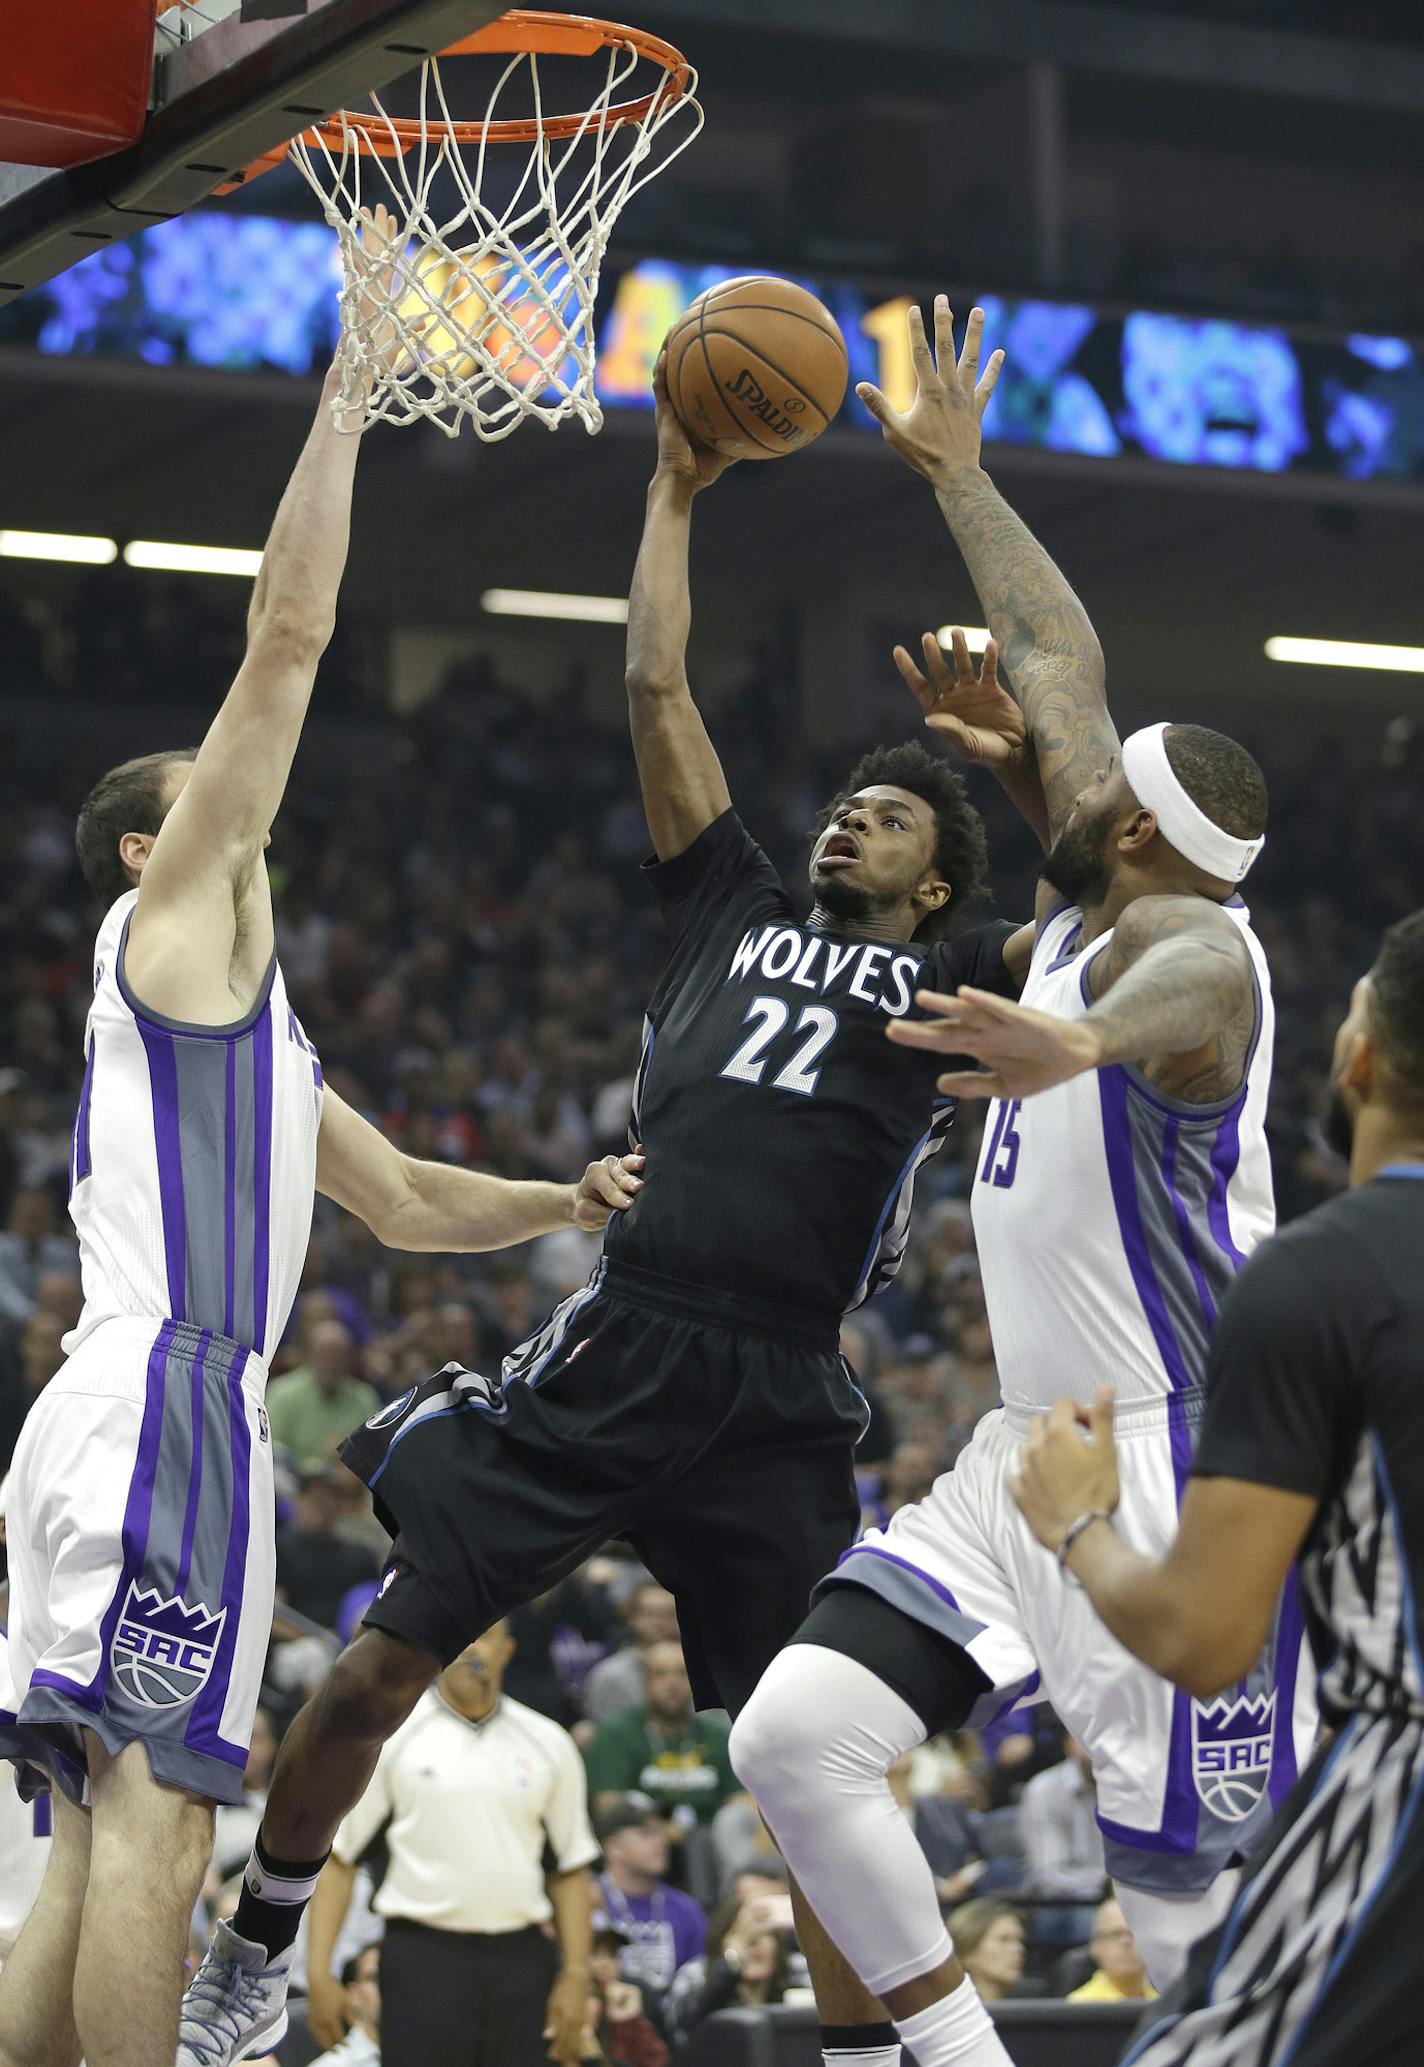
[
  {"x1": 111, "y1": 1582, "x2": 226, "y2": 1708},
  {"x1": 1191, "y1": 1691, "x2": 1276, "y2": 1820}
]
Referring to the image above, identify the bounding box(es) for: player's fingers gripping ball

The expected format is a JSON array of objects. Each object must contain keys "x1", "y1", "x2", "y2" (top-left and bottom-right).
[{"x1": 665, "y1": 274, "x2": 848, "y2": 459}]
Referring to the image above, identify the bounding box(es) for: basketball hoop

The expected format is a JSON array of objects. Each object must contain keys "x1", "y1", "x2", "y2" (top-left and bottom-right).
[{"x1": 232, "y1": 11, "x2": 701, "y2": 440}]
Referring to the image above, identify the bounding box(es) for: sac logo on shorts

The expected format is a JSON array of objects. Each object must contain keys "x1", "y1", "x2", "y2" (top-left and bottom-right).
[
  {"x1": 111, "y1": 1582, "x2": 227, "y2": 1708},
  {"x1": 1191, "y1": 1691, "x2": 1276, "y2": 1820}
]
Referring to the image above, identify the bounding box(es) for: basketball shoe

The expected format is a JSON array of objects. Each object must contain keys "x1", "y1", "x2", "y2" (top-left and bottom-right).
[{"x1": 175, "y1": 1919, "x2": 293, "y2": 2065}]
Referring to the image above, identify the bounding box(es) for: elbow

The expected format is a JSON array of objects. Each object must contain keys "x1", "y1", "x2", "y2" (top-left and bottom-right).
[
  {"x1": 625, "y1": 665, "x2": 682, "y2": 706},
  {"x1": 1163, "y1": 1630, "x2": 1258, "y2": 1704},
  {"x1": 248, "y1": 607, "x2": 334, "y2": 666}
]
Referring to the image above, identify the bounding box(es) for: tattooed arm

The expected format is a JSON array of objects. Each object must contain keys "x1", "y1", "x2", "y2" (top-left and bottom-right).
[
  {"x1": 887, "y1": 895, "x2": 1256, "y2": 1105},
  {"x1": 857, "y1": 296, "x2": 1117, "y2": 860}
]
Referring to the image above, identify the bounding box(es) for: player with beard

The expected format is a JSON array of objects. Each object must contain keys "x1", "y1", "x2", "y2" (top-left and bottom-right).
[
  {"x1": 178, "y1": 341, "x2": 1046, "y2": 2067},
  {"x1": 1008, "y1": 916, "x2": 1424, "y2": 2067},
  {"x1": 731, "y1": 301, "x2": 1313, "y2": 2067}
]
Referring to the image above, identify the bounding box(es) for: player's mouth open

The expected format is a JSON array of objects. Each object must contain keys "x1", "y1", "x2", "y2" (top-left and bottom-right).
[{"x1": 820, "y1": 834, "x2": 861, "y2": 866}]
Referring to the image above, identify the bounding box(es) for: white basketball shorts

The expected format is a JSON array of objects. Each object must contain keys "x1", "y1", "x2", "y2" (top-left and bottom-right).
[
  {"x1": 820, "y1": 1392, "x2": 1317, "y2": 1892},
  {"x1": 0, "y1": 1314, "x2": 274, "y2": 1807}
]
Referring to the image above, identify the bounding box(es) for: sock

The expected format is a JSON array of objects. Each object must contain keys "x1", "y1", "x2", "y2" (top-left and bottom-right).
[
  {"x1": 895, "y1": 1982, "x2": 1013, "y2": 2067},
  {"x1": 821, "y1": 2021, "x2": 900, "y2": 2065},
  {"x1": 232, "y1": 1834, "x2": 330, "y2": 1961}
]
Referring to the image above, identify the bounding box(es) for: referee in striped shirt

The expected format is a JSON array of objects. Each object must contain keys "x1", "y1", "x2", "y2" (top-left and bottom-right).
[{"x1": 307, "y1": 1621, "x2": 597, "y2": 2067}]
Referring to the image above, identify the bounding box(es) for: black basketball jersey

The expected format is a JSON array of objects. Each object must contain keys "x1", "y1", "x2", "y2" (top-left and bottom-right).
[
  {"x1": 603, "y1": 809, "x2": 1019, "y2": 1316},
  {"x1": 1193, "y1": 1167, "x2": 1424, "y2": 1724}
]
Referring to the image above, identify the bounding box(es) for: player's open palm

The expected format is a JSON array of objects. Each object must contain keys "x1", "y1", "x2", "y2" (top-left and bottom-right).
[
  {"x1": 895, "y1": 628, "x2": 1027, "y2": 768},
  {"x1": 652, "y1": 349, "x2": 738, "y2": 491},
  {"x1": 857, "y1": 296, "x2": 1004, "y2": 483},
  {"x1": 886, "y1": 985, "x2": 1104, "y2": 1099}
]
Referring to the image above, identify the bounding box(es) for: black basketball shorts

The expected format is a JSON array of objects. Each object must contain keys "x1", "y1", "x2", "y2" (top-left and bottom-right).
[{"x1": 340, "y1": 1259, "x2": 867, "y2": 1716}]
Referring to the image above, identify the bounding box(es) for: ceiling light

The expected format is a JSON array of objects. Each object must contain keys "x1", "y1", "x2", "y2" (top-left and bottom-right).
[
  {"x1": 934, "y1": 624, "x2": 993, "y2": 655},
  {"x1": 1264, "y1": 635, "x2": 1424, "y2": 674},
  {"x1": 123, "y1": 540, "x2": 263, "y2": 577},
  {"x1": 482, "y1": 588, "x2": 629, "y2": 625},
  {"x1": 0, "y1": 528, "x2": 117, "y2": 565}
]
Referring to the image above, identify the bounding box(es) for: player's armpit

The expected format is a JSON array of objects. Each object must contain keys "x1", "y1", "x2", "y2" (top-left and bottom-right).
[{"x1": 1000, "y1": 922, "x2": 1035, "y2": 994}]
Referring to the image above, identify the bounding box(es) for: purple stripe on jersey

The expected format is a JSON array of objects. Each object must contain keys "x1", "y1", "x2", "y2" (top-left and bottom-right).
[
  {"x1": 1160, "y1": 1118, "x2": 1220, "y2": 1336},
  {"x1": 250, "y1": 1003, "x2": 273, "y2": 1356},
  {"x1": 1206, "y1": 1106, "x2": 1248, "y2": 1271},
  {"x1": 1166, "y1": 1391, "x2": 1195, "y2": 1497},
  {"x1": 1098, "y1": 1069, "x2": 1195, "y2": 1392},
  {"x1": 223, "y1": 1038, "x2": 237, "y2": 1341},
  {"x1": 1269, "y1": 1569, "x2": 1304, "y2": 1808},
  {"x1": 72, "y1": 1319, "x2": 173, "y2": 1701},
  {"x1": 71, "y1": 1035, "x2": 95, "y2": 1190},
  {"x1": 175, "y1": 1328, "x2": 212, "y2": 1598},
  {"x1": 138, "y1": 1024, "x2": 187, "y2": 1322},
  {"x1": 188, "y1": 1353, "x2": 251, "y2": 1756},
  {"x1": 837, "y1": 1543, "x2": 974, "y2": 1623}
]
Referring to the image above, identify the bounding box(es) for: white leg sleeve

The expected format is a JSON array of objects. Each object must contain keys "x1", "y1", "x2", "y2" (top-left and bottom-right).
[
  {"x1": 1114, "y1": 1869, "x2": 1240, "y2": 1992},
  {"x1": 730, "y1": 1644, "x2": 951, "y2": 1997}
]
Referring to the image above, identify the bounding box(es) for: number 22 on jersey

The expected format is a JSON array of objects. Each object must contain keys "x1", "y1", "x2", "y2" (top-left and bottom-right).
[
  {"x1": 720, "y1": 995, "x2": 840, "y2": 1097},
  {"x1": 979, "y1": 1099, "x2": 1023, "y2": 1189}
]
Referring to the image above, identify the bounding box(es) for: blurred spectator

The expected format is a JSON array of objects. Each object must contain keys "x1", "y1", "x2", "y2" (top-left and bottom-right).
[
  {"x1": 265, "y1": 1317, "x2": 380, "y2": 1472},
  {"x1": 594, "y1": 1794, "x2": 707, "y2": 2004},
  {"x1": 886, "y1": 1753, "x2": 986, "y2": 1909},
  {"x1": 275, "y1": 1466, "x2": 380, "y2": 1630},
  {"x1": 582, "y1": 1582, "x2": 680, "y2": 1726},
  {"x1": 507, "y1": 1571, "x2": 622, "y2": 1728},
  {"x1": 0, "y1": 1187, "x2": 75, "y2": 1329},
  {"x1": 945, "y1": 1898, "x2": 1031, "y2": 2006},
  {"x1": 1020, "y1": 1740, "x2": 1107, "y2": 1903},
  {"x1": 211, "y1": 1705, "x2": 278, "y2": 1882},
  {"x1": 309, "y1": 1944, "x2": 382, "y2": 2067},
  {"x1": 0, "y1": 1307, "x2": 66, "y2": 1470},
  {"x1": 588, "y1": 1929, "x2": 669, "y2": 2067},
  {"x1": 982, "y1": 1703, "x2": 1069, "y2": 1808},
  {"x1": 663, "y1": 1889, "x2": 796, "y2": 2043},
  {"x1": 584, "y1": 1644, "x2": 737, "y2": 1829},
  {"x1": 1067, "y1": 1897, "x2": 1157, "y2": 2004}
]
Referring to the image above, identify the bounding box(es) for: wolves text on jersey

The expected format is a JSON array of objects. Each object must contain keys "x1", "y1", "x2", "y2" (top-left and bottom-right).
[{"x1": 727, "y1": 924, "x2": 923, "y2": 1018}]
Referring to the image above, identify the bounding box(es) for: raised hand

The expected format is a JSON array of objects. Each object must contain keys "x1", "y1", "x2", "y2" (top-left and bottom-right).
[
  {"x1": 895, "y1": 628, "x2": 1027, "y2": 768},
  {"x1": 572, "y1": 1149, "x2": 646, "y2": 1230},
  {"x1": 857, "y1": 297, "x2": 1003, "y2": 486},
  {"x1": 886, "y1": 984, "x2": 1104, "y2": 1099},
  {"x1": 652, "y1": 349, "x2": 739, "y2": 492}
]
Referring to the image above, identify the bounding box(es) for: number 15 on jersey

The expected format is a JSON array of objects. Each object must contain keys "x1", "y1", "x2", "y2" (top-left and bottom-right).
[{"x1": 979, "y1": 1099, "x2": 1023, "y2": 1189}]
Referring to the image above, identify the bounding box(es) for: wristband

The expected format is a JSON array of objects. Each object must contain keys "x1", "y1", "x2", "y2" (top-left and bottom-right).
[{"x1": 1056, "y1": 1508, "x2": 1112, "y2": 1570}]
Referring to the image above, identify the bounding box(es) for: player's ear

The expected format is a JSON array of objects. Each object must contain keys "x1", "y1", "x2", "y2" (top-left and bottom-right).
[
  {"x1": 118, "y1": 829, "x2": 152, "y2": 878},
  {"x1": 1341, "y1": 1028, "x2": 1375, "y2": 1097},
  {"x1": 916, "y1": 872, "x2": 951, "y2": 915},
  {"x1": 1117, "y1": 807, "x2": 1156, "y2": 856}
]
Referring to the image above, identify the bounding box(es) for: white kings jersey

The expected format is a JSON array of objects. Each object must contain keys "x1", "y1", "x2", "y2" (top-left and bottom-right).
[
  {"x1": 66, "y1": 889, "x2": 324, "y2": 1365},
  {"x1": 971, "y1": 897, "x2": 1275, "y2": 1413}
]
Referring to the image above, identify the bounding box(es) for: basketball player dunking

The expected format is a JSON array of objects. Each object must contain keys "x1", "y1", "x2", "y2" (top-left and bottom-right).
[
  {"x1": 0, "y1": 213, "x2": 641, "y2": 2067},
  {"x1": 731, "y1": 301, "x2": 1316, "y2": 2067},
  {"x1": 179, "y1": 350, "x2": 1035, "y2": 2067}
]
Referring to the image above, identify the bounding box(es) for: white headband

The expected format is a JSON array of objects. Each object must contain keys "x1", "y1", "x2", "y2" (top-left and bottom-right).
[{"x1": 1120, "y1": 723, "x2": 1264, "y2": 884}]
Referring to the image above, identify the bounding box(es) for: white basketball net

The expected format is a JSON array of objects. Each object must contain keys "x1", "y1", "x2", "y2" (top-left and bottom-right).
[{"x1": 291, "y1": 40, "x2": 702, "y2": 439}]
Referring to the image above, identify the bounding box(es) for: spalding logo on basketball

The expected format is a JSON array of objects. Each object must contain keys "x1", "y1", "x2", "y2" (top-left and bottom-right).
[
  {"x1": 1191, "y1": 1691, "x2": 1276, "y2": 1820},
  {"x1": 111, "y1": 1582, "x2": 226, "y2": 1708}
]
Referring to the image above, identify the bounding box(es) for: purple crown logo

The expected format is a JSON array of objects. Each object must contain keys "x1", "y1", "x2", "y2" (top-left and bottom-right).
[
  {"x1": 1191, "y1": 1691, "x2": 1276, "y2": 1823},
  {"x1": 122, "y1": 1584, "x2": 225, "y2": 1647}
]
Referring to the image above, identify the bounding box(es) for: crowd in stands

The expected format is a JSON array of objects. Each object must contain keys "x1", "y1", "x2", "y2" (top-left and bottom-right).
[{"x1": 4, "y1": 575, "x2": 1424, "y2": 2052}]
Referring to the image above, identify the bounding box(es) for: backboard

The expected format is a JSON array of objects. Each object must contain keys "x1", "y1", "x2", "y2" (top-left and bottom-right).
[{"x1": 0, "y1": 0, "x2": 509, "y2": 300}]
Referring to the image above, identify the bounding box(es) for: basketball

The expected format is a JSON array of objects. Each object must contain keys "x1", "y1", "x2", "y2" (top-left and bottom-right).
[{"x1": 665, "y1": 275, "x2": 849, "y2": 460}]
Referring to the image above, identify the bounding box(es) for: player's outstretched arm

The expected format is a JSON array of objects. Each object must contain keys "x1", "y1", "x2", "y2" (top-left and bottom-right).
[
  {"x1": 125, "y1": 208, "x2": 398, "y2": 1023},
  {"x1": 859, "y1": 297, "x2": 1117, "y2": 851},
  {"x1": 1010, "y1": 1388, "x2": 1316, "y2": 1699},
  {"x1": 624, "y1": 351, "x2": 736, "y2": 861},
  {"x1": 890, "y1": 894, "x2": 1254, "y2": 1102},
  {"x1": 315, "y1": 1086, "x2": 644, "y2": 1250}
]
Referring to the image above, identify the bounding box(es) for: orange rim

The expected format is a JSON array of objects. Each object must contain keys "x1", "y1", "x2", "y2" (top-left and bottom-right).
[{"x1": 223, "y1": 10, "x2": 693, "y2": 188}]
